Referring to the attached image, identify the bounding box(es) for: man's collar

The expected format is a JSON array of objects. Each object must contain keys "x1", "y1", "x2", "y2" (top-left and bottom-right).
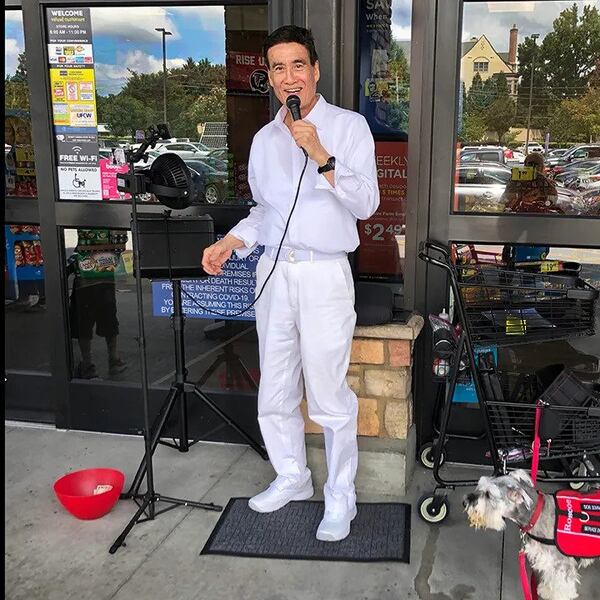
[{"x1": 274, "y1": 94, "x2": 327, "y2": 130}]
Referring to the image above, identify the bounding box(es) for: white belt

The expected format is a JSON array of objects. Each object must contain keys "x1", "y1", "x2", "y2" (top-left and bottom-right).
[{"x1": 263, "y1": 246, "x2": 347, "y2": 263}]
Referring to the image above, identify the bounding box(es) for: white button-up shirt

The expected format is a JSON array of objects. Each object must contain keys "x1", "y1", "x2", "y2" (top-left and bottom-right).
[{"x1": 229, "y1": 95, "x2": 380, "y2": 257}]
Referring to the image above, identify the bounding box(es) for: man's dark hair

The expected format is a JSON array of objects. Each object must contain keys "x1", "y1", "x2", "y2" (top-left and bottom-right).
[{"x1": 262, "y1": 25, "x2": 319, "y2": 67}]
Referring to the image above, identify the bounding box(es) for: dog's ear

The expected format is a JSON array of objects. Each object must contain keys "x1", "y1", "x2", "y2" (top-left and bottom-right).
[
  {"x1": 506, "y1": 485, "x2": 533, "y2": 509},
  {"x1": 508, "y1": 470, "x2": 533, "y2": 488}
]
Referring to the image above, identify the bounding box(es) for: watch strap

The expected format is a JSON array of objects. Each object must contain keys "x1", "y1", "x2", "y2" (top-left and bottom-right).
[{"x1": 318, "y1": 156, "x2": 336, "y2": 174}]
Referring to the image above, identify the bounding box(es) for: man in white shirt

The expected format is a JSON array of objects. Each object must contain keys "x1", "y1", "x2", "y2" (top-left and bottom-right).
[{"x1": 202, "y1": 25, "x2": 379, "y2": 542}]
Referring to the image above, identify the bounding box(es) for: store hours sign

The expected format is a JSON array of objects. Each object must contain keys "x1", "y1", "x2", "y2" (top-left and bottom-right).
[{"x1": 151, "y1": 246, "x2": 262, "y2": 321}]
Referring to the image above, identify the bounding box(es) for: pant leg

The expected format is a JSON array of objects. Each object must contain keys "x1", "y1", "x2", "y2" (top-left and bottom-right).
[
  {"x1": 254, "y1": 255, "x2": 310, "y2": 486},
  {"x1": 296, "y1": 257, "x2": 358, "y2": 512}
]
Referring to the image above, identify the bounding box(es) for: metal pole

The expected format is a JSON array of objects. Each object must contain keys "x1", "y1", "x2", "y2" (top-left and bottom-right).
[
  {"x1": 155, "y1": 28, "x2": 171, "y2": 125},
  {"x1": 525, "y1": 34, "x2": 539, "y2": 154},
  {"x1": 162, "y1": 31, "x2": 167, "y2": 124}
]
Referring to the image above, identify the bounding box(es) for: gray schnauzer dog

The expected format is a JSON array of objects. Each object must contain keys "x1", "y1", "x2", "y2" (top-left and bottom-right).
[{"x1": 463, "y1": 470, "x2": 596, "y2": 600}]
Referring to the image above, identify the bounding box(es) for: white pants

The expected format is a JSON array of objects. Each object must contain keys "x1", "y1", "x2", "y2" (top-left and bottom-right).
[{"x1": 254, "y1": 253, "x2": 358, "y2": 513}]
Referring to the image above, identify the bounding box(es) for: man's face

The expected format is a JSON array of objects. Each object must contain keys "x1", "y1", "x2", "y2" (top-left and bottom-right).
[{"x1": 267, "y1": 42, "x2": 320, "y2": 114}]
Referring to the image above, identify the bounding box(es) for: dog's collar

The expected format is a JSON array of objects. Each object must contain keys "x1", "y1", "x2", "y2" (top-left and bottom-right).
[{"x1": 520, "y1": 491, "x2": 545, "y2": 534}]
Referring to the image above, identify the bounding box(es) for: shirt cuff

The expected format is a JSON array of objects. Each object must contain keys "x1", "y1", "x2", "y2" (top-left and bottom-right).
[
  {"x1": 228, "y1": 224, "x2": 258, "y2": 259},
  {"x1": 314, "y1": 159, "x2": 360, "y2": 199}
]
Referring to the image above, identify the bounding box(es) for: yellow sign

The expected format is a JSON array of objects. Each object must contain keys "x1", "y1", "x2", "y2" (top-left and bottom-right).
[
  {"x1": 120, "y1": 251, "x2": 134, "y2": 275},
  {"x1": 540, "y1": 261, "x2": 560, "y2": 273},
  {"x1": 511, "y1": 166, "x2": 536, "y2": 181},
  {"x1": 49, "y1": 68, "x2": 97, "y2": 127}
]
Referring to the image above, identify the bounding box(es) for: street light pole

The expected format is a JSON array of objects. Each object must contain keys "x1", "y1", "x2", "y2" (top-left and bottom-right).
[
  {"x1": 525, "y1": 33, "x2": 539, "y2": 154},
  {"x1": 155, "y1": 27, "x2": 172, "y2": 125}
]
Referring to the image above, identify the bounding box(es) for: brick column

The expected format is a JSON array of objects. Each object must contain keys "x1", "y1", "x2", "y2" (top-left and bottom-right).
[{"x1": 301, "y1": 314, "x2": 424, "y2": 441}]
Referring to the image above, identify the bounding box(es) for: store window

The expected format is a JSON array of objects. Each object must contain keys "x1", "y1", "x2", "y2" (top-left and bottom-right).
[
  {"x1": 64, "y1": 227, "x2": 259, "y2": 391},
  {"x1": 455, "y1": 1, "x2": 600, "y2": 217},
  {"x1": 357, "y1": 0, "x2": 411, "y2": 284},
  {"x1": 46, "y1": 5, "x2": 268, "y2": 204},
  {"x1": 5, "y1": 224, "x2": 51, "y2": 372},
  {"x1": 5, "y1": 10, "x2": 38, "y2": 198}
]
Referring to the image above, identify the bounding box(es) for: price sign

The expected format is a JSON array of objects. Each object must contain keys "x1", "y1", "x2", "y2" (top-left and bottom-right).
[{"x1": 363, "y1": 222, "x2": 403, "y2": 241}]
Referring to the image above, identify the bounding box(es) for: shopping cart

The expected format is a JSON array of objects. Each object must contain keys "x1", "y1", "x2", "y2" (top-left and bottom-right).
[{"x1": 416, "y1": 240, "x2": 600, "y2": 523}]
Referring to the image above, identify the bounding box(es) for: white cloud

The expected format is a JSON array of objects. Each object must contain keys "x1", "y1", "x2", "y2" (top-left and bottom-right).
[
  {"x1": 89, "y1": 7, "x2": 181, "y2": 42},
  {"x1": 463, "y1": 1, "x2": 598, "y2": 51},
  {"x1": 168, "y1": 6, "x2": 225, "y2": 31},
  {"x1": 5, "y1": 38, "x2": 21, "y2": 76},
  {"x1": 392, "y1": 24, "x2": 411, "y2": 41},
  {"x1": 5, "y1": 10, "x2": 24, "y2": 24},
  {"x1": 94, "y1": 50, "x2": 186, "y2": 94}
]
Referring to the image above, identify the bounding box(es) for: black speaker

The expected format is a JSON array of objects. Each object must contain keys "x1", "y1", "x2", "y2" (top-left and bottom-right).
[{"x1": 133, "y1": 213, "x2": 215, "y2": 279}]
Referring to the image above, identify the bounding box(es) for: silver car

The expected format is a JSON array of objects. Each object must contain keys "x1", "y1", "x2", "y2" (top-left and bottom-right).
[{"x1": 455, "y1": 162, "x2": 512, "y2": 212}]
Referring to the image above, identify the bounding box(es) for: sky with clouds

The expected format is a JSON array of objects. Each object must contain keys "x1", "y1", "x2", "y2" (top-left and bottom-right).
[
  {"x1": 5, "y1": 2, "x2": 597, "y2": 94},
  {"x1": 462, "y1": 1, "x2": 597, "y2": 50}
]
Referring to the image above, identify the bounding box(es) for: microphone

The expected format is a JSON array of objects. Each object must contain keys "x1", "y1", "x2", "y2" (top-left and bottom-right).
[{"x1": 286, "y1": 95, "x2": 307, "y2": 156}]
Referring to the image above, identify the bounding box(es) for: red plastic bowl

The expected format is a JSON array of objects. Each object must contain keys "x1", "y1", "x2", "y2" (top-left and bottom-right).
[{"x1": 53, "y1": 468, "x2": 125, "y2": 520}]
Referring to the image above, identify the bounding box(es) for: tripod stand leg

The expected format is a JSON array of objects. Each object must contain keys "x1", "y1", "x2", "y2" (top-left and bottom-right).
[
  {"x1": 123, "y1": 386, "x2": 180, "y2": 498},
  {"x1": 196, "y1": 356, "x2": 222, "y2": 388},
  {"x1": 109, "y1": 493, "x2": 152, "y2": 554},
  {"x1": 191, "y1": 386, "x2": 268, "y2": 460},
  {"x1": 237, "y1": 360, "x2": 258, "y2": 391}
]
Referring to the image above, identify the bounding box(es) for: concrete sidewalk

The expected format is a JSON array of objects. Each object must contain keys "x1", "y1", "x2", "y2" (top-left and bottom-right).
[{"x1": 5, "y1": 423, "x2": 599, "y2": 600}]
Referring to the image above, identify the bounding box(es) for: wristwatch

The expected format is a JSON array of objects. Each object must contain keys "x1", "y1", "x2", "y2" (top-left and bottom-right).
[{"x1": 317, "y1": 156, "x2": 336, "y2": 174}]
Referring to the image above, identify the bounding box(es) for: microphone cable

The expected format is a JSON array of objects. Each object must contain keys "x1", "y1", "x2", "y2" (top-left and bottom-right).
[{"x1": 179, "y1": 150, "x2": 309, "y2": 318}]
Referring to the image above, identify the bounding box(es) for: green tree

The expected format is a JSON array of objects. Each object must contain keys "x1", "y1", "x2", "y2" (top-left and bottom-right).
[
  {"x1": 483, "y1": 74, "x2": 515, "y2": 142},
  {"x1": 459, "y1": 112, "x2": 487, "y2": 143},
  {"x1": 516, "y1": 4, "x2": 600, "y2": 128},
  {"x1": 177, "y1": 87, "x2": 227, "y2": 138},
  {"x1": 548, "y1": 87, "x2": 600, "y2": 143},
  {"x1": 100, "y1": 94, "x2": 155, "y2": 138},
  {"x1": 5, "y1": 52, "x2": 30, "y2": 110}
]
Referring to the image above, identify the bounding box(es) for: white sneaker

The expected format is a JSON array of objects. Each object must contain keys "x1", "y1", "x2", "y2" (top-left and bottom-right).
[
  {"x1": 316, "y1": 505, "x2": 357, "y2": 542},
  {"x1": 248, "y1": 477, "x2": 314, "y2": 513}
]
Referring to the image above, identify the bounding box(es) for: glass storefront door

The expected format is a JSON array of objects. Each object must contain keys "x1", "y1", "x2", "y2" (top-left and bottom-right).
[
  {"x1": 413, "y1": 0, "x2": 600, "y2": 460},
  {"x1": 5, "y1": 1, "x2": 275, "y2": 440}
]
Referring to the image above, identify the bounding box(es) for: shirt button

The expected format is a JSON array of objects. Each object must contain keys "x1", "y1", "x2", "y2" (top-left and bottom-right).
[{"x1": 288, "y1": 250, "x2": 295, "y2": 262}]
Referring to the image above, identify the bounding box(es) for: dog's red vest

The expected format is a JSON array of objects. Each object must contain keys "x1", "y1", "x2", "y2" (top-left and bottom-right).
[{"x1": 554, "y1": 489, "x2": 600, "y2": 558}]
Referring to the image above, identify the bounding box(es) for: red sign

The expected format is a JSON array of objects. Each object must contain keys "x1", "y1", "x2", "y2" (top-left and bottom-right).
[
  {"x1": 358, "y1": 140, "x2": 408, "y2": 278},
  {"x1": 226, "y1": 51, "x2": 269, "y2": 94}
]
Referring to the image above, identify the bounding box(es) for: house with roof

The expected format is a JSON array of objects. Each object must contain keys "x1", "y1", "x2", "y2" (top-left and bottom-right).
[{"x1": 461, "y1": 25, "x2": 520, "y2": 98}]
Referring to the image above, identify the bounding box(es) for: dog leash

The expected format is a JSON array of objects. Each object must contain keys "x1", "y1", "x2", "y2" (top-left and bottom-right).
[{"x1": 518, "y1": 400, "x2": 544, "y2": 600}]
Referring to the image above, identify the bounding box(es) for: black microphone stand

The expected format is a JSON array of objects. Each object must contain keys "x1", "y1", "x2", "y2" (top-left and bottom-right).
[{"x1": 109, "y1": 131, "x2": 223, "y2": 553}]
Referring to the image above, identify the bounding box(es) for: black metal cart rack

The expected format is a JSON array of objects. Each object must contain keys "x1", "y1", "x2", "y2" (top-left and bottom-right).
[{"x1": 416, "y1": 240, "x2": 600, "y2": 524}]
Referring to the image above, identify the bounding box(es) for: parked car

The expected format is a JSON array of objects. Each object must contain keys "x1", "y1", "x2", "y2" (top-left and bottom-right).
[
  {"x1": 546, "y1": 148, "x2": 569, "y2": 159},
  {"x1": 202, "y1": 148, "x2": 228, "y2": 171},
  {"x1": 184, "y1": 158, "x2": 228, "y2": 204},
  {"x1": 455, "y1": 162, "x2": 512, "y2": 211},
  {"x1": 133, "y1": 149, "x2": 162, "y2": 169},
  {"x1": 546, "y1": 144, "x2": 600, "y2": 171},
  {"x1": 556, "y1": 187, "x2": 600, "y2": 216},
  {"x1": 553, "y1": 159, "x2": 600, "y2": 187},
  {"x1": 505, "y1": 148, "x2": 526, "y2": 164},
  {"x1": 156, "y1": 142, "x2": 211, "y2": 160},
  {"x1": 518, "y1": 142, "x2": 544, "y2": 154},
  {"x1": 573, "y1": 163, "x2": 600, "y2": 191},
  {"x1": 460, "y1": 146, "x2": 506, "y2": 164},
  {"x1": 455, "y1": 161, "x2": 586, "y2": 214}
]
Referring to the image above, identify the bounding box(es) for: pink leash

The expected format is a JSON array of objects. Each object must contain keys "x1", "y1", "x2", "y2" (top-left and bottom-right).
[{"x1": 519, "y1": 401, "x2": 543, "y2": 600}]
